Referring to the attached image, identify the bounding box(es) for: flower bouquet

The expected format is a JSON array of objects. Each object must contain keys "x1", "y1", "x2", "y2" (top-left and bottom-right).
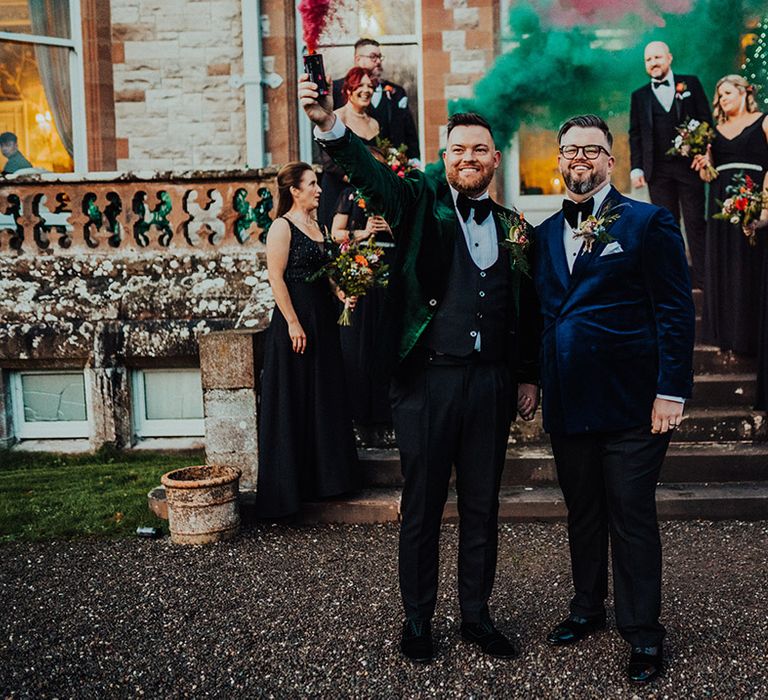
[
  {"x1": 713, "y1": 172, "x2": 768, "y2": 246},
  {"x1": 498, "y1": 210, "x2": 534, "y2": 276},
  {"x1": 309, "y1": 235, "x2": 389, "y2": 325},
  {"x1": 376, "y1": 137, "x2": 412, "y2": 178},
  {"x1": 666, "y1": 118, "x2": 718, "y2": 179}
]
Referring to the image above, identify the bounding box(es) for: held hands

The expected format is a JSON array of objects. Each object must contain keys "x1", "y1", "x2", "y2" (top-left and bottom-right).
[
  {"x1": 517, "y1": 383, "x2": 539, "y2": 422},
  {"x1": 364, "y1": 215, "x2": 391, "y2": 239},
  {"x1": 288, "y1": 319, "x2": 307, "y2": 354},
  {"x1": 743, "y1": 208, "x2": 768, "y2": 238},
  {"x1": 299, "y1": 73, "x2": 336, "y2": 131},
  {"x1": 335, "y1": 287, "x2": 358, "y2": 310},
  {"x1": 651, "y1": 397, "x2": 684, "y2": 434},
  {"x1": 692, "y1": 145, "x2": 715, "y2": 182}
]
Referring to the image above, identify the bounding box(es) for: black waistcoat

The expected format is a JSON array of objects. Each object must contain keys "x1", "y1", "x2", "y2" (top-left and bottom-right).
[
  {"x1": 651, "y1": 94, "x2": 679, "y2": 161},
  {"x1": 422, "y1": 222, "x2": 512, "y2": 362}
]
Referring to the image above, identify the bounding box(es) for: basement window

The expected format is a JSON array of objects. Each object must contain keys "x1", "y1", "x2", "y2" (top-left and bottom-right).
[
  {"x1": 10, "y1": 370, "x2": 90, "y2": 438},
  {"x1": 131, "y1": 369, "x2": 205, "y2": 438}
]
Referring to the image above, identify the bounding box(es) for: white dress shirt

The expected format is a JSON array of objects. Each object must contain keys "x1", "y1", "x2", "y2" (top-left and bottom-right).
[{"x1": 562, "y1": 182, "x2": 612, "y2": 273}]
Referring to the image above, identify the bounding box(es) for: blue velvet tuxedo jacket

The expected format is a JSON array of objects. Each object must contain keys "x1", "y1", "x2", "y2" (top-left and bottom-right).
[{"x1": 534, "y1": 187, "x2": 695, "y2": 435}]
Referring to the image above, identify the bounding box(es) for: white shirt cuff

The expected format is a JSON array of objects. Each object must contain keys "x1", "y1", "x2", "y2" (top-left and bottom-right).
[
  {"x1": 313, "y1": 117, "x2": 346, "y2": 141},
  {"x1": 657, "y1": 394, "x2": 685, "y2": 404},
  {"x1": 630, "y1": 168, "x2": 645, "y2": 180}
]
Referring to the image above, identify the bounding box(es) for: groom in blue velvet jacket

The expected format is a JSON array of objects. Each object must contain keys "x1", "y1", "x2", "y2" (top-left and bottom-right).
[{"x1": 534, "y1": 115, "x2": 695, "y2": 684}]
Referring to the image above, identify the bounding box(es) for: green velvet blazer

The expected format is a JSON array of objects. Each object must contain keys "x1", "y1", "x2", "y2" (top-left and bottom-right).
[{"x1": 319, "y1": 128, "x2": 541, "y2": 384}]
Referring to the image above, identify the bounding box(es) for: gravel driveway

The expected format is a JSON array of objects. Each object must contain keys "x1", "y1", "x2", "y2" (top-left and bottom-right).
[{"x1": 1, "y1": 521, "x2": 766, "y2": 699}]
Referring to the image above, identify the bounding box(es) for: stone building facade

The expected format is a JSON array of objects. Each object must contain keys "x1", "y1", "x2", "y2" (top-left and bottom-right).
[{"x1": 0, "y1": 0, "x2": 501, "y2": 459}]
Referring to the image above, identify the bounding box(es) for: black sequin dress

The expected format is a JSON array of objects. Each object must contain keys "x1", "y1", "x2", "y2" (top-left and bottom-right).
[{"x1": 256, "y1": 217, "x2": 359, "y2": 518}]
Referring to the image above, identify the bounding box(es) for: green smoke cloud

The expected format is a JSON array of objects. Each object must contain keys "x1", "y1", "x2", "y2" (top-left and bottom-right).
[{"x1": 454, "y1": 0, "x2": 765, "y2": 145}]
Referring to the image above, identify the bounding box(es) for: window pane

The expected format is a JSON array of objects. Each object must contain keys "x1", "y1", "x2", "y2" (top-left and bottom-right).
[
  {"x1": 143, "y1": 371, "x2": 204, "y2": 421},
  {"x1": 21, "y1": 373, "x2": 86, "y2": 422},
  {"x1": 0, "y1": 1, "x2": 71, "y2": 39},
  {"x1": 0, "y1": 40, "x2": 74, "y2": 172},
  {"x1": 319, "y1": 0, "x2": 416, "y2": 43}
]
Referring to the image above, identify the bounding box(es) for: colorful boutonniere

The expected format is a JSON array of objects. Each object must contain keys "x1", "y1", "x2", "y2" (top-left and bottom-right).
[
  {"x1": 498, "y1": 210, "x2": 534, "y2": 276},
  {"x1": 675, "y1": 81, "x2": 691, "y2": 100},
  {"x1": 573, "y1": 200, "x2": 626, "y2": 253},
  {"x1": 384, "y1": 84, "x2": 395, "y2": 100}
]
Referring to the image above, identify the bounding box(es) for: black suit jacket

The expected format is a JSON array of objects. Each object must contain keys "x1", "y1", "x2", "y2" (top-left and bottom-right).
[
  {"x1": 332, "y1": 78, "x2": 421, "y2": 159},
  {"x1": 629, "y1": 73, "x2": 711, "y2": 182}
]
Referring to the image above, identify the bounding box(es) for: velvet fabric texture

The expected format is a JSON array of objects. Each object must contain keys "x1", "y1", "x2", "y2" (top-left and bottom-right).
[{"x1": 534, "y1": 187, "x2": 695, "y2": 435}]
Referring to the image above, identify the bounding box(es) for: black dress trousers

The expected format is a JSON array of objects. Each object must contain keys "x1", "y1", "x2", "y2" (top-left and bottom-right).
[
  {"x1": 549, "y1": 426, "x2": 671, "y2": 647},
  {"x1": 391, "y1": 357, "x2": 513, "y2": 624},
  {"x1": 648, "y1": 160, "x2": 707, "y2": 289}
]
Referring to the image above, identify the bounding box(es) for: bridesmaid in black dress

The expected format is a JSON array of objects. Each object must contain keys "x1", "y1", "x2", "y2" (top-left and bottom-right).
[
  {"x1": 331, "y1": 148, "x2": 395, "y2": 430},
  {"x1": 256, "y1": 162, "x2": 359, "y2": 519},
  {"x1": 317, "y1": 67, "x2": 380, "y2": 231},
  {"x1": 696, "y1": 75, "x2": 768, "y2": 357}
]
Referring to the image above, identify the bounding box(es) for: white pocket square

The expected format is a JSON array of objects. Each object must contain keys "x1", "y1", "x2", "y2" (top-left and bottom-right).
[{"x1": 600, "y1": 241, "x2": 624, "y2": 256}]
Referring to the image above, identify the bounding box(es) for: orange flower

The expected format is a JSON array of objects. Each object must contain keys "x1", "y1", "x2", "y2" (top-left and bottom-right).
[
  {"x1": 357, "y1": 198, "x2": 367, "y2": 209},
  {"x1": 354, "y1": 255, "x2": 369, "y2": 267},
  {"x1": 384, "y1": 84, "x2": 395, "y2": 93}
]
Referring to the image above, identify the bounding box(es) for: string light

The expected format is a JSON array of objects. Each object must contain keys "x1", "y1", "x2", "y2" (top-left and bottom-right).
[{"x1": 741, "y1": 17, "x2": 768, "y2": 109}]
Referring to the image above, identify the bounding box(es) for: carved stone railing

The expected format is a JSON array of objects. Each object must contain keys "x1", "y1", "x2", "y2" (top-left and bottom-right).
[{"x1": 0, "y1": 169, "x2": 279, "y2": 253}]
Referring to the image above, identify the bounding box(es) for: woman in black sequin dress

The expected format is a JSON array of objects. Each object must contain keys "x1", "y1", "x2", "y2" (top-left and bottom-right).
[{"x1": 256, "y1": 162, "x2": 359, "y2": 519}]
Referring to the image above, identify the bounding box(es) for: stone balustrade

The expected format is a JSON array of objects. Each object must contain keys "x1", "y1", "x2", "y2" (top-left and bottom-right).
[{"x1": 0, "y1": 169, "x2": 277, "y2": 254}]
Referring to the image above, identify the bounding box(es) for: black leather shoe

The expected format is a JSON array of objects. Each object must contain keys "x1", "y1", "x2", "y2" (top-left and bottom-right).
[
  {"x1": 460, "y1": 621, "x2": 519, "y2": 659},
  {"x1": 546, "y1": 613, "x2": 607, "y2": 646},
  {"x1": 627, "y1": 645, "x2": 663, "y2": 683},
  {"x1": 400, "y1": 619, "x2": 433, "y2": 663}
]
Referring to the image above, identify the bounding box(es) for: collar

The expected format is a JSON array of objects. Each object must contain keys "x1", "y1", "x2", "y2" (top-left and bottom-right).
[
  {"x1": 449, "y1": 185, "x2": 490, "y2": 206},
  {"x1": 651, "y1": 69, "x2": 674, "y2": 87},
  {"x1": 563, "y1": 181, "x2": 612, "y2": 213}
]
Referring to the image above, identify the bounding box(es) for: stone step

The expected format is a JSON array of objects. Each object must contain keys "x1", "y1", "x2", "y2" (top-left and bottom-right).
[
  {"x1": 289, "y1": 482, "x2": 768, "y2": 524},
  {"x1": 508, "y1": 407, "x2": 765, "y2": 445},
  {"x1": 358, "y1": 441, "x2": 768, "y2": 488},
  {"x1": 693, "y1": 346, "x2": 757, "y2": 374},
  {"x1": 689, "y1": 373, "x2": 756, "y2": 407},
  {"x1": 693, "y1": 288, "x2": 702, "y2": 316}
]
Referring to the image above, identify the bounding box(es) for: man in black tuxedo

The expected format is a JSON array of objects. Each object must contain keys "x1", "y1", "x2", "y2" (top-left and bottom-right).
[
  {"x1": 301, "y1": 75, "x2": 541, "y2": 664},
  {"x1": 332, "y1": 38, "x2": 421, "y2": 162},
  {"x1": 535, "y1": 115, "x2": 695, "y2": 684},
  {"x1": 629, "y1": 41, "x2": 711, "y2": 288}
]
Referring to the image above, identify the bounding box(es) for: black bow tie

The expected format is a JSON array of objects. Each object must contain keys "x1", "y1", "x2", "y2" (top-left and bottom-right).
[
  {"x1": 653, "y1": 79, "x2": 670, "y2": 89},
  {"x1": 456, "y1": 193, "x2": 493, "y2": 224},
  {"x1": 562, "y1": 197, "x2": 594, "y2": 229}
]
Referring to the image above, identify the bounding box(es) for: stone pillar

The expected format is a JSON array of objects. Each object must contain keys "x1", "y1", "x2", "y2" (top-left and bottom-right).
[{"x1": 199, "y1": 330, "x2": 263, "y2": 491}]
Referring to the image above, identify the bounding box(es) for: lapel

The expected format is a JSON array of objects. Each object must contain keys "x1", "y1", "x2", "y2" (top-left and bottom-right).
[
  {"x1": 546, "y1": 211, "x2": 570, "y2": 292},
  {"x1": 435, "y1": 180, "x2": 458, "y2": 263},
  {"x1": 643, "y1": 83, "x2": 654, "y2": 128},
  {"x1": 564, "y1": 186, "x2": 621, "y2": 296}
]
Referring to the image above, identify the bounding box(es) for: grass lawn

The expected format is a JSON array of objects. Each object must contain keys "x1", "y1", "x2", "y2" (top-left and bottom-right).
[{"x1": 0, "y1": 448, "x2": 204, "y2": 543}]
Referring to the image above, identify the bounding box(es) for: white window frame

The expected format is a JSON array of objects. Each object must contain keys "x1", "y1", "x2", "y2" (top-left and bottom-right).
[
  {"x1": 0, "y1": 0, "x2": 88, "y2": 172},
  {"x1": 131, "y1": 369, "x2": 205, "y2": 439},
  {"x1": 240, "y1": 0, "x2": 266, "y2": 168},
  {"x1": 296, "y1": 6, "x2": 425, "y2": 163},
  {"x1": 10, "y1": 370, "x2": 91, "y2": 439}
]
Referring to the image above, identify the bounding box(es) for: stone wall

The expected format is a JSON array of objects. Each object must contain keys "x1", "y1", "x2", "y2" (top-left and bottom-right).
[
  {"x1": 110, "y1": 0, "x2": 248, "y2": 171},
  {"x1": 0, "y1": 171, "x2": 276, "y2": 450}
]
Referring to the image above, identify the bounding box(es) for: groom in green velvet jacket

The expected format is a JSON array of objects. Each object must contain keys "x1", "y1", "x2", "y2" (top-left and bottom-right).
[{"x1": 300, "y1": 75, "x2": 541, "y2": 663}]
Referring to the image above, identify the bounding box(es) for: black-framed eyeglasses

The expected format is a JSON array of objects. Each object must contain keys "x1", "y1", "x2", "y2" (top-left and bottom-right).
[
  {"x1": 558, "y1": 144, "x2": 611, "y2": 160},
  {"x1": 357, "y1": 52, "x2": 384, "y2": 61}
]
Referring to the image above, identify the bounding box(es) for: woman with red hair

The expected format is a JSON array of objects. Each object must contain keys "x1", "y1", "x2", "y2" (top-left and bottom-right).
[{"x1": 317, "y1": 67, "x2": 380, "y2": 230}]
